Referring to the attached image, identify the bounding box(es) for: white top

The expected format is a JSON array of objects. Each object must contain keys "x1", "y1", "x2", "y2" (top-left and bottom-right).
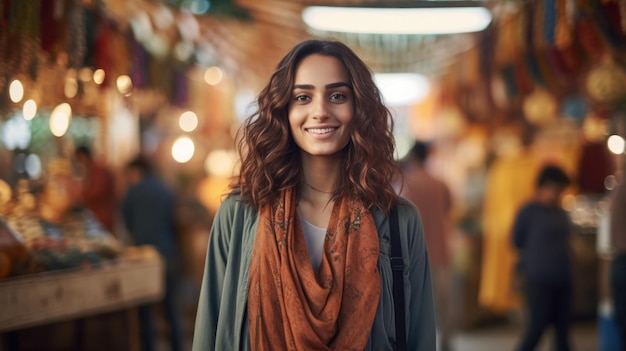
[{"x1": 299, "y1": 215, "x2": 327, "y2": 271}]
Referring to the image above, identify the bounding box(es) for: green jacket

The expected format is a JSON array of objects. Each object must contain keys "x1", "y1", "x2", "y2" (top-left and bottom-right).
[{"x1": 192, "y1": 195, "x2": 436, "y2": 350}]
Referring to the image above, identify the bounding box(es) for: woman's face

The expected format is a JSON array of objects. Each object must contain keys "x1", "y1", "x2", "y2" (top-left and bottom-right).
[{"x1": 288, "y1": 54, "x2": 354, "y2": 158}]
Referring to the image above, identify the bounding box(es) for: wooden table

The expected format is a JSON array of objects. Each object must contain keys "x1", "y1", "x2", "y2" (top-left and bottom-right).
[{"x1": 0, "y1": 248, "x2": 164, "y2": 350}]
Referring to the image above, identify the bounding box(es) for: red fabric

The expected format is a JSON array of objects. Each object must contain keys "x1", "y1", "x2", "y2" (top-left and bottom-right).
[
  {"x1": 400, "y1": 165, "x2": 452, "y2": 266},
  {"x1": 578, "y1": 142, "x2": 613, "y2": 194},
  {"x1": 81, "y1": 163, "x2": 116, "y2": 231}
]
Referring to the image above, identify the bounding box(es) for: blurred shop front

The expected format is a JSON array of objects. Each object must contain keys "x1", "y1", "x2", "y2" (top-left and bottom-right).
[
  {"x1": 413, "y1": 2, "x2": 625, "y2": 349},
  {"x1": 1, "y1": 0, "x2": 626, "y2": 350}
]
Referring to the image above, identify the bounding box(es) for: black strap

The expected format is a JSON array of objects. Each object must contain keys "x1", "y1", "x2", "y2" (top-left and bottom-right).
[{"x1": 390, "y1": 204, "x2": 407, "y2": 351}]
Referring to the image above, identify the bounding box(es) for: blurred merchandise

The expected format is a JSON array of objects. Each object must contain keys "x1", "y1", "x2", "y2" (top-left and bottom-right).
[{"x1": 0, "y1": 171, "x2": 122, "y2": 279}]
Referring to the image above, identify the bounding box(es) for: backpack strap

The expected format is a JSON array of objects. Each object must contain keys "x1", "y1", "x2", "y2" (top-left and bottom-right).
[{"x1": 389, "y1": 204, "x2": 407, "y2": 351}]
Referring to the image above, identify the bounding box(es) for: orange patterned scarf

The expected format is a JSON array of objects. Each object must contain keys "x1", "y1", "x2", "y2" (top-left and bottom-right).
[{"x1": 248, "y1": 187, "x2": 381, "y2": 351}]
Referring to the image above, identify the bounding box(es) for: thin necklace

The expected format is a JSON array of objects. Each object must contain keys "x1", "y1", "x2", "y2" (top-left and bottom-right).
[{"x1": 303, "y1": 181, "x2": 334, "y2": 194}]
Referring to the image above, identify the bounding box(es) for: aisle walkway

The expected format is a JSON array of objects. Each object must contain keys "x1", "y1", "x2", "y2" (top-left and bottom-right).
[
  {"x1": 167, "y1": 319, "x2": 599, "y2": 351},
  {"x1": 161, "y1": 289, "x2": 601, "y2": 351},
  {"x1": 451, "y1": 320, "x2": 598, "y2": 351}
]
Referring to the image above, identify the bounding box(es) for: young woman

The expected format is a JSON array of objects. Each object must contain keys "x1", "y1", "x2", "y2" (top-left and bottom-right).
[{"x1": 192, "y1": 39, "x2": 435, "y2": 351}]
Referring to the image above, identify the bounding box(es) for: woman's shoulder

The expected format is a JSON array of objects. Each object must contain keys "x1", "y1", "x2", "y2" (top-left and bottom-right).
[
  {"x1": 371, "y1": 197, "x2": 424, "y2": 238},
  {"x1": 396, "y1": 196, "x2": 423, "y2": 225},
  {"x1": 214, "y1": 193, "x2": 258, "y2": 221}
]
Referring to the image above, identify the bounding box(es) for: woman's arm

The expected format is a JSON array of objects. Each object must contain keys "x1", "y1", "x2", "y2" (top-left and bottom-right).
[{"x1": 192, "y1": 197, "x2": 236, "y2": 350}]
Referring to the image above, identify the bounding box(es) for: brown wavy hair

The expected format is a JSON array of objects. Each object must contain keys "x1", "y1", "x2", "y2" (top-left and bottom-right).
[{"x1": 232, "y1": 39, "x2": 399, "y2": 213}]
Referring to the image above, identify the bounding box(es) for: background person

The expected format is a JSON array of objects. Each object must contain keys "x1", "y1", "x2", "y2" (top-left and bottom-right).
[
  {"x1": 513, "y1": 165, "x2": 573, "y2": 351},
  {"x1": 122, "y1": 156, "x2": 183, "y2": 351},
  {"x1": 399, "y1": 140, "x2": 454, "y2": 351}
]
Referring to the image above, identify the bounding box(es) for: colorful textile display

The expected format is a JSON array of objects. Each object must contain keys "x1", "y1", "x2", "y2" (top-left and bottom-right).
[{"x1": 479, "y1": 150, "x2": 540, "y2": 312}]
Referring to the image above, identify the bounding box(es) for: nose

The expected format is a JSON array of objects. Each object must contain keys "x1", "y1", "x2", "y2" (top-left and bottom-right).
[{"x1": 311, "y1": 98, "x2": 330, "y2": 120}]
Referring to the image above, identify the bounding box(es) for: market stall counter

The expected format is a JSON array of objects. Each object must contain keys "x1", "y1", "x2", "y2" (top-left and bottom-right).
[
  {"x1": 0, "y1": 172, "x2": 166, "y2": 350},
  {"x1": 0, "y1": 246, "x2": 164, "y2": 333},
  {"x1": 0, "y1": 246, "x2": 164, "y2": 351}
]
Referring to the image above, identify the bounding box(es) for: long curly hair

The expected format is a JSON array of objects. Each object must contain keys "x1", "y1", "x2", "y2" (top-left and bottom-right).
[{"x1": 233, "y1": 39, "x2": 399, "y2": 213}]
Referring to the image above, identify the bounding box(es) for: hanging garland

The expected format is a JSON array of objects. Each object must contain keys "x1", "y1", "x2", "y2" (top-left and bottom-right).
[
  {"x1": 544, "y1": 0, "x2": 557, "y2": 45},
  {"x1": 514, "y1": 54, "x2": 533, "y2": 95},
  {"x1": 66, "y1": 0, "x2": 87, "y2": 69},
  {"x1": 0, "y1": 0, "x2": 6, "y2": 95},
  {"x1": 554, "y1": 0, "x2": 573, "y2": 49},
  {"x1": 594, "y1": 0, "x2": 626, "y2": 49},
  {"x1": 576, "y1": 16, "x2": 607, "y2": 63},
  {"x1": 620, "y1": 0, "x2": 626, "y2": 34},
  {"x1": 0, "y1": 0, "x2": 41, "y2": 81}
]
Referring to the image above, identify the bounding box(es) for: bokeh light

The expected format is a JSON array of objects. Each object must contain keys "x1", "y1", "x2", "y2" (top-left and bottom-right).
[
  {"x1": 179, "y1": 111, "x2": 199, "y2": 132},
  {"x1": 1, "y1": 113, "x2": 31, "y2": 150},
  {"x1": 116, "y1": 75, "x2": 133, "y2": 94},
  {"x1": 562, "y1": 194, "x2": 576, "y2": 211},
  {"x1": 9, "y1": 80, "x2": 24, "y2": 103},
  {"x1": 78, "y1": 67, "x2": 93, "y2": 82},
  {"x1": 65, "y1": 76, "x2": 78, "y2": 98},
  {"x1": 172, "y1": 136, "x2": 195, "y2": 163},
  {"x1": 25, "y1": 153, "x2": 42, "y2": 179},
  {"x1": 205, "y1": 149, "x2": 237, "y2": 177},
  {"x1": 93, "y1": 69, "x2": 106, "y2": 85},
  {"x1": 50, "y1": 103, "x2": 72, "y2": 137},
  {"x1": 204, "y1": 66, "x2": 223, "y2": 85},
  {"x1": 23, "y1": 100, "x2": 37, "y2": 120},
  {"x1": 604, "y1": 175, "x2": 617, "y2": 191},
  {"x1": 607, "y1": 134, "x2": 625, "y2": 155}
]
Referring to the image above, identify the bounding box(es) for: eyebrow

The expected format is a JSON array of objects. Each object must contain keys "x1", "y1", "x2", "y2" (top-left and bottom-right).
[{"x1": 293, "y1": 82, "x2": 352, "y2": 90}]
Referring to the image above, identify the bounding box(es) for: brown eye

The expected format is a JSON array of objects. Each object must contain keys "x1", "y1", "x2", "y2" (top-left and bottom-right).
[
  {"x1": 294, "y1": 94, "x2": 310, "y2": 102},
  {"x1": 330, "y1": 93, "x2": 346, "y2": 102}
]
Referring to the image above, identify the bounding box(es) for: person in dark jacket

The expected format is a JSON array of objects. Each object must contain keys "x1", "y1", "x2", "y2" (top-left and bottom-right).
[
  {"x1": 513, "y1": 164, "x2": 572, "y2": 351},
  {"x1": 122, "y1": 156, "x2": 182, "y2": 351}
]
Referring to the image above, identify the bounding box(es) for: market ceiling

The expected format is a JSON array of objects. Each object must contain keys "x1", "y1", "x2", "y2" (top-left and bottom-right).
[{"x1": 100, "y1": 0, "x2": 509, "y2": 87}]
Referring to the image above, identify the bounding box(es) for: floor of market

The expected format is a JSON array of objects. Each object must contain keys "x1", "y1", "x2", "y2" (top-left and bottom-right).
[{"x1": 158, "y1": 301, "x2": 600, "y2": 351}]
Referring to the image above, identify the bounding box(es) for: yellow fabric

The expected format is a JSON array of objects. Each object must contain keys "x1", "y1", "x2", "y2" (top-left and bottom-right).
[
  {"x1": 248, "y1": 188, "x2": 382, "y2": 351},
  {"x1": 479, "y1": 151, "x2": 539, "y2": 312}
]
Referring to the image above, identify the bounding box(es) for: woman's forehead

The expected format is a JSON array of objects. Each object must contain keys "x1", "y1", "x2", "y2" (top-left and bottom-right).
[{"x1": 293, "y1": 54, "x2": 349, "y2": 86}]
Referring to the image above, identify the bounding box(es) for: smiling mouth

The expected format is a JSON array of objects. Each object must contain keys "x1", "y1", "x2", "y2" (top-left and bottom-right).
[{"x1": 306, "y1": 127, "x2": 338, "y2": 135}]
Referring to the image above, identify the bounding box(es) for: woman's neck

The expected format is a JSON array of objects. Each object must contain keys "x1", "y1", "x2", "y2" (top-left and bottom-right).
[
  {"x1": 298, "y1": 154, "x2": 342, "y2": 227},
  {"x1": 300, "y1": 154, "x2": 341, "y2": 195}
]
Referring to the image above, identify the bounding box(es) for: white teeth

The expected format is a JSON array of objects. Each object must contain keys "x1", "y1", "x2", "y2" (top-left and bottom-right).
[{"x1": 307, "y1": 128, "x2": 335, "y2": 134}]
